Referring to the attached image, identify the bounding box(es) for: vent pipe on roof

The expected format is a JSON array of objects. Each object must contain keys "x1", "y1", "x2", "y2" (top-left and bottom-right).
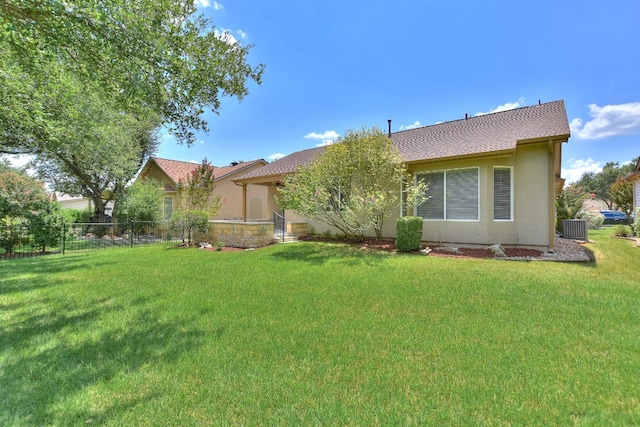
[
  {"x1": 230, "y1": 161, "x2": 239, "y2": 166},
  {"x1": 388, "y1": 119, "x2": 392, "y2": 137},
  {"x1": 465, "y1": 113, "x2": 468, "y2": 120}
]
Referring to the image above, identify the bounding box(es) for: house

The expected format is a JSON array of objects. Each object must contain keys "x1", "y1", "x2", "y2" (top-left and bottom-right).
[
  {"x1": 137, "y1": 157, "x2": 269, "y2": 220},
  {"x1": 623, "y1": 157, "x2": 640, "y2": 215},
  {"x1": 52, "y1": 193, "x2": 114, "y2": 218},
  {"x1": 234, "y1": 100, "x2": 571, "y2": 251}
]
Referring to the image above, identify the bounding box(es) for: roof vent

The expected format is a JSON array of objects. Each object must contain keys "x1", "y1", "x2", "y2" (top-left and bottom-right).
[
  {"x1": 388, "y1": 119, "x2": 392, "y2": 137},
  {"x1": 230, "y1": 161, "x2": 239, "y2": 166}
]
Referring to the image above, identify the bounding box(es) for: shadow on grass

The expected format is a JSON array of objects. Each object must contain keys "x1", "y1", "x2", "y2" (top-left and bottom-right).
[
  {"x1": 0, "y1": 255, "x2": 113, "y2": 295},
  {"x1": 0, "y1": 294, "x2": 207, "y2": 425},
  {"x1": 269, "y1": 241, "x2": 390, "y2": 266}
]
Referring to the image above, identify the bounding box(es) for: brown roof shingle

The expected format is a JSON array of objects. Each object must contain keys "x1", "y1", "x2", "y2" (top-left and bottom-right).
[
  {"x1": 394, "y1": 100, "x2": 570, "y2": 163},
  {"x1": 236, "y1": 100, "x2": 570, "y2": 181}
]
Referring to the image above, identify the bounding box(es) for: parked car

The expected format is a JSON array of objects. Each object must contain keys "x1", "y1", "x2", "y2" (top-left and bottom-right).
[{"x1": 599, "y1": 210, "x2": 631, "y2": 224}]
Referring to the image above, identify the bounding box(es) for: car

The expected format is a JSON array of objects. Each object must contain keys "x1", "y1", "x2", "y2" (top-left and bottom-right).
[{"x1": 599, "y1": 210, "x2": 631, "y2": 224}]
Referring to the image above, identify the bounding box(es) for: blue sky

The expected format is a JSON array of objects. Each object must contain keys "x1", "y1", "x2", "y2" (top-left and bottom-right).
[
  {"x1": 8, "y1": 1, "x2": 640, "y2": 184},
  {"x1": 155, "y1": 0, "x2": 640, "y2": 184}
]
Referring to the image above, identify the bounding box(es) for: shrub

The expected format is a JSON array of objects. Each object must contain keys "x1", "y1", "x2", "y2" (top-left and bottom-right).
[
  {"x1": 577, "y1": 210, "x2": 605, "y2": 230},
  {"x1": 396, "y1": 216, "x2": 423, "y2": 252},
  {"x1": 611, "y1": 224, "x2": 633, "y2": 238}
]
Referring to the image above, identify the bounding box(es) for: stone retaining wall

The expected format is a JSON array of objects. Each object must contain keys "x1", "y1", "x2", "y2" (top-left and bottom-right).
[
  {"x1": 208, "y1": 220, "x2": 274, "y2": 249},
  {"x1": 287, "y1": 221, "x2": 308, "y2": 238}
]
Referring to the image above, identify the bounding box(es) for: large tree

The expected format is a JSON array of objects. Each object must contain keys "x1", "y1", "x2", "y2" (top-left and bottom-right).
[
  {"x1": 0, "y1": 0, "x2": 264, "y2": 147},
  {"x1": 575, "y1": 160, "x2": 637, "y2": 209},
  {"x1": 24, "y1": 72, "x2": 161, "y2": 222},
  {"x1": 277, "y1": 127, "x2": 426, "y2": 241}
]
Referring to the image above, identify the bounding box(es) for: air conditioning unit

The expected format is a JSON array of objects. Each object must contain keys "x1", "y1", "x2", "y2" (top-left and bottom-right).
[{"x1": 563, "y1": 219, "x2": 587, "y2": 240}]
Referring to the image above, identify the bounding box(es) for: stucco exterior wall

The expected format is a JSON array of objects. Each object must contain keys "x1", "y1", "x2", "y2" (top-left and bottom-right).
[
  {"x1": 265, "y1": 142, "x2": 555, "y2": 248},
  {"x1": 141, "y1": 162, "x2": 269, "y2": 221},
  {"x1": 401, "y1": 143, "x2": 552, "y2": 248},
  {"x1": 214, "y1": 177, "x2": 268, "y2": 220}
]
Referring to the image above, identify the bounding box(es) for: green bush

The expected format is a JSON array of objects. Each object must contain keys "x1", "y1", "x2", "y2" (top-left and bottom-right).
[
  {"x1": 634, "y1": 208, "x2": 640, "y2": 236},
  {"x1": 611, "y1": 224, "x2": 633, "y2": 238},
  {"x1": 396, "y1": 216, "x2": 423, "y2": 252},
  {"x1": 577, "y1": 210, "x2": 605, "y2": 230}
]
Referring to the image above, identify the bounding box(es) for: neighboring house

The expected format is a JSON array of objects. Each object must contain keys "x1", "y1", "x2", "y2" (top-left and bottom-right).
[
  {"x1": 623, "y1": 157, "x2": 640, "y2": 214},
  {"x1": 235, "y1": 100, "x2": 571, "y2": 251},
  {"x1": 137, "y1": 157, "x2": 269, "y2": 220},
  {"x1": 52, "y1": 193, "x2": 114, "y2": 218}
]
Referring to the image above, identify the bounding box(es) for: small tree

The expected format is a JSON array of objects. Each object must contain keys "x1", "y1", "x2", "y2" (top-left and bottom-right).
[
  {"x1": 277, "y1": 127, "x2": 426, "y2": 241},
  {"x1": 30, "y1": 201, "x2": 73, "y2": 253},
  {"x1": 171, "y1": 159, "x2": 222, "y2": 245},
  {"x1": 609, "y1": 178, "x2": 633, "y2": 220},
  {"x1": 116, "y1": 178, "x2": 164, "y2": 233}
]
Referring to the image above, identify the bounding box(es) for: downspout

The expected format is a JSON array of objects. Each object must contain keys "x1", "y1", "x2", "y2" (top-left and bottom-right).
[{"x1": 548, "y1": 139, "x2": 557, "y2": 252}]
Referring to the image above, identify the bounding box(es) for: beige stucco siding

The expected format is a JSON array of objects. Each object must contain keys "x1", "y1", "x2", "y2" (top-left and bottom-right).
[
  {"x1": 270, "y1": 142, "x2": 555, "y2": 248},
  {"x1": 513, "y1": 143, "x2": 552, "y2": 247},
  {"x1": 404, "y1": 142, "x2": 552, "y2": 248}
]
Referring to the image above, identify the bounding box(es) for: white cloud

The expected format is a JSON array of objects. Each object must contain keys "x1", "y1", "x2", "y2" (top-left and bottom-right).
[
  {"x1": 476, "y1": 97, "x2": 526, "y2": 116},
  {"x1": 268, "y1": 153, "x2": 285, "y2": 162},
  {"x1": 399, "y1": 121, "x2": 422, "y2": 131},
  {"x1": 236, "y1": 29, "x2": 247, "y2": 40},
  {"x1": 214, "y1": 29, "x2": 239, "y2": 45},
  {"x1": 570, "y1": 102, "x2": 640, "y2": 140},
  {"x1": 304, "y1": 130, "x2": 339, "y2": 147},
  {"x1": 561, "y1": 157, "x2": 603, "y2": 184},
  {"x1": 195, "y1": 0, "x2": 223, "y2": 8}
]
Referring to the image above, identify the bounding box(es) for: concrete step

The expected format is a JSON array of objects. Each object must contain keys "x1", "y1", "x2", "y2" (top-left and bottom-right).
[{"x1": 273, "y1": 233, "x2": 299, "y2": 243}]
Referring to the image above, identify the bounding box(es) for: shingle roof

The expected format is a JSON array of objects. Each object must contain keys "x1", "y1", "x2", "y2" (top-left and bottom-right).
[
  {"x1": 149, "y1": 158, "x2": 266, "y2": 185},
  {"x1": 235, "y1": 147, "x2": 325, "y2": 181},
  {"x1": 235, "y1": 100, "x2": 570, "y2": 182},
  {"x1": 394, "y1": 100, "x2": 570, "y2": 163}
]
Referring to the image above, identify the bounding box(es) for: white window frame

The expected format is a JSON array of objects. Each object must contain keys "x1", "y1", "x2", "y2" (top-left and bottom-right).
[
  {"x1": 493, "y1": 166, "x2": 513, "y2": 222},
  {"x1": 415, "y1": 167, "x2": 480, "y2": 221}
]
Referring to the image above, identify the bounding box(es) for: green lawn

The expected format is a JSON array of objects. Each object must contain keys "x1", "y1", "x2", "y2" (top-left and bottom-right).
[{"x1": 1, "y1": 229, "x2": 639, "y2": 425}]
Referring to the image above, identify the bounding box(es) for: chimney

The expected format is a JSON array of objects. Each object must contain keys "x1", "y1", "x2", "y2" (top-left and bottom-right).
[{"x1": 388, "y1": 119, "x2": 392, "y2": 137}]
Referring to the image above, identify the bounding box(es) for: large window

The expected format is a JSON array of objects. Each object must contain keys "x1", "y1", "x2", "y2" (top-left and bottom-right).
[
  {"x1": 416, "y1": 168, "x2": 479, "y2": 220},
  {"x1": 493, "y1": 167, "x2": 513, "y2": 221}
]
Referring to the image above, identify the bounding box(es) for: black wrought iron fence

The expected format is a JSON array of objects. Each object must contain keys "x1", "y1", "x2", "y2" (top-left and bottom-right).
[{"x1": 0, "y1": 221, "x2": 184, "y2": 260}]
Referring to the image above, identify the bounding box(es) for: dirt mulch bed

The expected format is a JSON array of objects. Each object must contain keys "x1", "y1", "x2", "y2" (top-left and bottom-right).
[{"x1": 303, "y1": 236, "x2": 543, "y2": 259}]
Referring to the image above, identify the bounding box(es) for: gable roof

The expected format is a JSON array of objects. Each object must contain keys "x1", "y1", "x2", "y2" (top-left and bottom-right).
[
  {"x1": 144, "y1": 157, "x2": 267, "y2": 188},
  {"x1": 234, "y1": 147, "x2": 325, "y2": 183},
  {"x1": 235, "y1": 100, "x2": 570, "y2": 182}
]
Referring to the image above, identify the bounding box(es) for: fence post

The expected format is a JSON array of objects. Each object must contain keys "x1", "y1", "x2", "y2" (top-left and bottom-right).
[
  {"x1": 130, "y1": 221, "x2": 134, "y2": 248},
  {"x1": 62, "y1": 223, "x2": 66, "y2": 255}
]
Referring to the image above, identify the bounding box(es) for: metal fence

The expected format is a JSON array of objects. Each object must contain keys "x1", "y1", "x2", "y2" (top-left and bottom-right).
[{"x1": 0, "y1": 221, "x2": 185, "y2": 260}]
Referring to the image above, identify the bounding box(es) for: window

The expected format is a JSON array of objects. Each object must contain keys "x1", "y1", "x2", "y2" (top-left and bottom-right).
[
  {"x1": 416, "y1": 168, "x2": 479, "y2": 220},
  {"x1": 493, "y1": 167, "x2": 512, "y2": 221},
  {"x1": 163, "y1": 196, "x2": 173, "y2": 220}
]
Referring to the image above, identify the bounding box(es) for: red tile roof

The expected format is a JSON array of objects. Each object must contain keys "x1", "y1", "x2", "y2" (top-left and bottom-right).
[
  {"x1": 235, "y1": 100, "x2": 571, "y2": 182},
  {"x1": 148, "y1": 158, "x2": 266, "y2": 186}
]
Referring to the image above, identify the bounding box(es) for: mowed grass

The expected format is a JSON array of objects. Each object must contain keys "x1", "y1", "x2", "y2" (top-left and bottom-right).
[{"x1": 1, "y1": 229, "x2": 639, "y2": 426}]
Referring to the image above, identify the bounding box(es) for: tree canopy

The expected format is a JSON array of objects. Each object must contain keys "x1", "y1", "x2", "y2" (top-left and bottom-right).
[
  {"x1": 574, "y1": 160, "x2": 637, "y2": 210},
  {"x1": 277, "y1": 127, "x2": 426, "y2": 240},
  {"x1": 0, "y1": 0, "x2": 264, "y2": 147}
]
